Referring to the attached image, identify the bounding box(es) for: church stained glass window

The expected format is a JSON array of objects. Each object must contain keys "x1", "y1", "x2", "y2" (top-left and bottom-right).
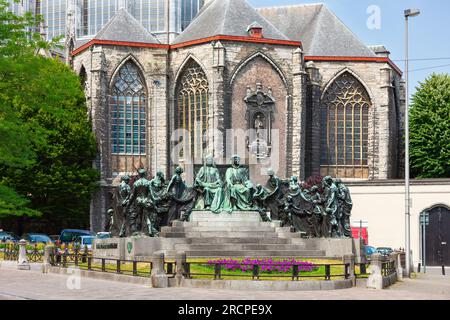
[
  {"x1": 176, "y1": 61, "x2": 209, "y2": 160},
  {"x1": 110, "y1": 61, "x2": 146, "y2": 155},
  {"x1": 320, "y1": 72, "x2": 370, "y2": 179}
]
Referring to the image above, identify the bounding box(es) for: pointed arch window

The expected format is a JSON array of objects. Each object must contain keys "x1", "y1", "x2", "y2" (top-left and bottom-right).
[
  {"x1": 320, "y1": 72, "x2": 370, "y2": 179},
  {"x1": 110, "y1": 61, "x2": 147, "y2": 155},
  {"x1": 176, "y1": 61, "x2": 209, "y2": 160},
  {"x1": 79, "y1": 66, "x2": 87, "y2": 91}
]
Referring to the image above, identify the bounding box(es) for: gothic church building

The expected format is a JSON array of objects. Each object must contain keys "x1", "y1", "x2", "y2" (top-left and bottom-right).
[{"x1": 71, "y1": 0, "x2": 405, "y2": 231}]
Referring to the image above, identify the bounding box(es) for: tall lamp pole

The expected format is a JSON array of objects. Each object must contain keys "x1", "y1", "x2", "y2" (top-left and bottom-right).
[
  {"x1": 404, "y1": 8, "x2": 420, "y2": 278},
  {"x1": 154, "y1": 80, "x2": 161, "y2": 172}
]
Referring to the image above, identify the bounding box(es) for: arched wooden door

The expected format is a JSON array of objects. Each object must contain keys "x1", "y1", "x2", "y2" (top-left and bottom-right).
[{"x1": 424, "y1": 205, "x2": 450, "y2": 266}]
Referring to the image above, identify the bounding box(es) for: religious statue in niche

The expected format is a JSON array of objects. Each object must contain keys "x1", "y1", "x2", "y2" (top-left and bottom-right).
[{"x1": 244, "y1": 82, "x2": 275, "y2": 158}]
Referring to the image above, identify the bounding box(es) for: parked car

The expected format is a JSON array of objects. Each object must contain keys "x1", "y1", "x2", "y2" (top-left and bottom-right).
[
  {"x1": 49, "y1": 235, "x2": 60, "y2": 242},
  {"x1": 59, "y1": 229, "x2": 95, "y2": 244},
  {"x1": 21, "y1": 233, "x2": 53, "y2": 244},
  {"x1": 74, "y1": 235, "x2": 96, "y2": 250},
  {"x1": 376, "y1": 247, "x2": 394, "y2": 256},
  {"x1": 96, "y1": 232, "x2": 112, "y2": 239},
  {"x1": 365, "y1": 245, "x2": 377, "y2": 258},
  {"x1": 0, "y1": 231, "x2": 19, "y2": 243}
]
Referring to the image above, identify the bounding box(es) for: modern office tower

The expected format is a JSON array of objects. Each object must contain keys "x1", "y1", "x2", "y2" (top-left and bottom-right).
[
  {"x1": 7, "y1": 0, "x2": 204, "y2": 43},
  {"x1": 180, "y1": 0, "x2": 203, "y2": 31},
  {"x1": 6, "y1": 0, "x2": 67, "y2": 41},
  {"x1": 75, "y1": 0, "x2": 205, "y2": 42},
  {"x1": 40, "y1": 0, "x2": 68, "y2": 40}
]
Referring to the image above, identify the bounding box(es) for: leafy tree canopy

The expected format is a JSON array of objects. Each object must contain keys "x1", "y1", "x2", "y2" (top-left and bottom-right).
[
  {"x1": 410, "y1": 73, "x2": 450, "y2": 178},
  {"x1": 0, "y1": 0, "x2": 99, "y2": 228}
]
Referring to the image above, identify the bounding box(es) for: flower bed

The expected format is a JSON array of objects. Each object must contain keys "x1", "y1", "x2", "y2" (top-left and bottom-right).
[{"x1": 206, "y1": 258, "x2": 318, "y2": 274}]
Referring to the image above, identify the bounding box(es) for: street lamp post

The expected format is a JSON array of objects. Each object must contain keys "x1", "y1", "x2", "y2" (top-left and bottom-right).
[
  {"x1": 154, "y1": 80, "x2": 161, "y2": 173},
  {"x1": 404, "y1": 8, "x2": 420, "y2": 278}
]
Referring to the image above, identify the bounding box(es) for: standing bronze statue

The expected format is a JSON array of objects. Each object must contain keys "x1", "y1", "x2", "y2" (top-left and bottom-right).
[
  {"x1": 282, "y1": 177, "x2": 316, "y2": 237},
  {"x1": 167, "y1": 166, "x2": 197, "y2": 224},
  {"x1": 336, "y1": 179, "x2": 353, "y2": 238},
  {"x1": 309, "y1": 186, "x2": 328, "y2": 238},
  {"x1": 252, "y1": 184, "x2": 272, "y2": 222},
  {"x1": 322, "y1": 176, "x2": 341, "y2": 238},
  {"x1": 117, "y1": 175, "x2": 131, "y2": 237},
  {"x1": 126, "y1": 168, "x2": 153, "y2": 236},
  {"x1": 148, "y1": 171, "x2": 170, "y2": 235},
  {"x1": 263, "y1": 168, "x2": 285, "y2": 221}
]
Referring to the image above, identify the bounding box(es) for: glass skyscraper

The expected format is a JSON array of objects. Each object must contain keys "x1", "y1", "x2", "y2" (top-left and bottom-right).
[{"x1": 7, "y1": 0, "x2": 204, "y2": 42}]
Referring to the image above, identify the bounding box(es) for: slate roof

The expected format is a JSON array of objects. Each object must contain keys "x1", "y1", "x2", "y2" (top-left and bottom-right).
[
  {"x1": 92, "y1": 8, "x2": 160, "y2": 45},
  {"x1": 257, "y1": 4, "x2": 377, "y2": 57},
  {"x1": 74, "y1": 38, "x2": 90, "y2": 50},
  {"x1": 172, "y1": 0, "x2": 290, "y2": 45}
]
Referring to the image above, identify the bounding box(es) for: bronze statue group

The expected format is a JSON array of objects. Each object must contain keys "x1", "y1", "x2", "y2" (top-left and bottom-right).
[{"x1": 109, "y1": 155, "x2": 353, "y2": 239}]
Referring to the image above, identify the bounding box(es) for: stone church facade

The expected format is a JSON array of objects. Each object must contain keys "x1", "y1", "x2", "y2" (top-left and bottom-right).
[{"x1": 71, "y1": 0, "x2": 405, "y2": 231}]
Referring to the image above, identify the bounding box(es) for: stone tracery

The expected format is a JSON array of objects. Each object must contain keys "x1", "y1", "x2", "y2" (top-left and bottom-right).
[{"x1": 320, "y1": 72, "x2": 371, "y2": 179}]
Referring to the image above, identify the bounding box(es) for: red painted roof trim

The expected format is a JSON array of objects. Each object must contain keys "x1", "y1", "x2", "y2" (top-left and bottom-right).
[
  {"x1": 71, "y1": 41, "x2": 402, "y2": 75},
  {"x1": 71, "y1": 36, "x2": 301, "y2": 56},
  {"x1": 170, "y1": 35, "x2": 301, "y2": 49},
  {"x1": 305, "y1": 56, "x2": 403, "y2": 75}
]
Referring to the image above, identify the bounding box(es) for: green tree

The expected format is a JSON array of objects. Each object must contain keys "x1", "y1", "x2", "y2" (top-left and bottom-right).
[
  {"x1": 0, "y1": 0, "x2": 99, "y2": 229},
  {"x1": 410, "y1": 73, "x2": 450, "y2": 178}
]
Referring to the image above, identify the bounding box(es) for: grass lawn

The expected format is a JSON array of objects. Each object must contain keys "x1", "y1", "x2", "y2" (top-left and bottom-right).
[
  {"x1": 51, "y1": 257, "x2": 367, "y2": 281},
  {"x1": 184, "y1": 258, "x2": 346, "y2": 281}
]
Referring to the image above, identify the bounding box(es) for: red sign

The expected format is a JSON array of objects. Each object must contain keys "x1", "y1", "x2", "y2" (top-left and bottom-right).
[{"x1": 351, "y1": 227, "x2": 369, "y2": 245}]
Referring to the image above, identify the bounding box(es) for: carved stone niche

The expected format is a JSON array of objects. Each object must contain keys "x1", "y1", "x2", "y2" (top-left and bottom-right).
[{"x1": 244, "y1": 82, "x2": 275, "y2": 159}]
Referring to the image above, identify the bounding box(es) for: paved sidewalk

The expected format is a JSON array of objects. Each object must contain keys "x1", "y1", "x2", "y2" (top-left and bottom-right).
[{"x1": 0, "y1": 266, "x2": 449, "y2": 300}]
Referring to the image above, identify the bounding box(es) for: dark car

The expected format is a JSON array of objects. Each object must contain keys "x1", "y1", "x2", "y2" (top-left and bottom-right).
[
  {"x1": 21, "y1": 233, "x2": 53, "y2": 244},
  {"x1": 376, "y1": 247, "x2": 394, "y2": 256},
  {"x1": 0, "y1": 231, "x2": 19, "y2": 243},
  {"x1": 59, "y1": 229, "x2": 95, "y2": 244}
]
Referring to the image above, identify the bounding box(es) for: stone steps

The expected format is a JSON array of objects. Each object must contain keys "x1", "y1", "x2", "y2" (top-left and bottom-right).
[
  {"x1": 161, "y1": 231, "x2": 281, "y2": 238},
  {"x1": 190, "y1": 211, "x2": 262, "y2": 223},
  {"x1": 174, "y1": 244, "x2": 310, "y2": 251},
  {"x1": 162, "y1": 226, "x2": 276, "y2": 233},
  {"x1": 186, "y1": 237, "x2": 292, "y2": 244},
  {"x1": 185, "y1": 250, "x2": 326, "y2": 258},
  {"x1": 172, "y1": 221, "x2": 278, "y2": 228},
  {"x1": 158, "y1": 211, "x2": 325, "y2": 259}
]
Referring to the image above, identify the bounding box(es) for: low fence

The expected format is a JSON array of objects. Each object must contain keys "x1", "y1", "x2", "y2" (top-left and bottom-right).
[
  {"x1": 0, "y1": 242, "x2": 92, "y2": 263},
  {"x1": 4, "y1": 244, "x2": 402, "y2": 290},
  {"x1": 49, "y1": 252, "x2": 155, "y2": 278},
  {"x1": 2, "y1": 243, "x2": 44, "y2": 262},
  {"x1": 181, "y1": 261, "x2": 352, "y2": 281},
  {"x1": 355, "y1": 261, "x2": 371, "y2": 279}
]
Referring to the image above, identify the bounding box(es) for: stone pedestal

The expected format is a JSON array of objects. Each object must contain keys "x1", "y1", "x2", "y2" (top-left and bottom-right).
[
  {"x1": 367, "y1": 253, "x2": 383, "y2": 290},
  {"x1": 395, "y1": 252, "x2": 403, "y2": 281},
  {"x1": 175, "y1": 251, "x2": 187, "y2": 287},
  {"x1": 151, "y1": 251, "x2": 169, "y2": 288},
  {"x1": 93, "y1": 238, "x2": 126, "y2": 260},
  {"x1": 190, "y1": 211, "x2": 262, "y2": 222},
  {"x1": 93, "y1": 237, "x2": 187, "y2": 260},
  {"x1": 42, "y1": 245, "x2": 53, "y2": 273},
  {"x1": 17, "y1": 239, "x2": 30, "y2": 271}
]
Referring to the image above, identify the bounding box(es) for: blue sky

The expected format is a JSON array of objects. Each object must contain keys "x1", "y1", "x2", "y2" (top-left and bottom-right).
[{"x1": 249, "y1": 0, "x2": 450, "y2": 95}]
